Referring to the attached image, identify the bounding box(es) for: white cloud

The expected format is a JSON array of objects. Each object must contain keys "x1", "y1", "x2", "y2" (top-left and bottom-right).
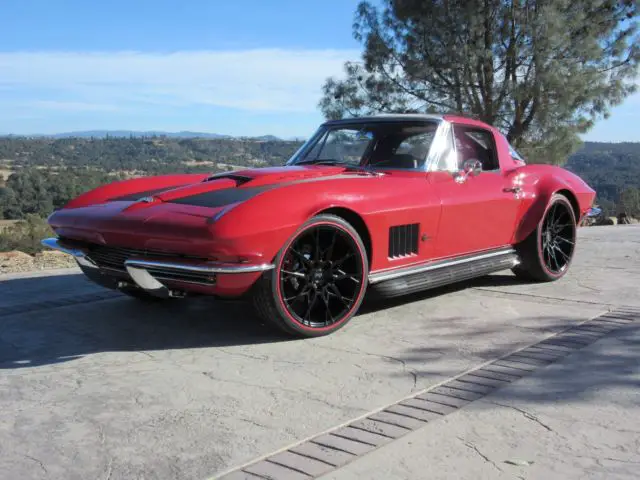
[
  {"x1": 28, "y1": 100, "x2": 121, "y2": 112},
  {"x1": 0, "y1": 49, "x2": 359, "y2": 113}
]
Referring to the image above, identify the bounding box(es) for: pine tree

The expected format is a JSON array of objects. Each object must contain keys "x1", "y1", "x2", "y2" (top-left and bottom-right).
[{"x1": 319, "y1": 0, "x2": 638, "y2": 164}]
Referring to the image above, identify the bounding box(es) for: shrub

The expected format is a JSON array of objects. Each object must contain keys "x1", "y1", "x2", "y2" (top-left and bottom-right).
[{"x1": 0, "y1": 215, "x2": 53, "y2": 254}]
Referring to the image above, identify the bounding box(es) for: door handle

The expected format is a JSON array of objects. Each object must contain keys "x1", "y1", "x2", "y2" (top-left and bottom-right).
[{"x1": 503, "y1": 187, "x2": 521, "y2": 194}]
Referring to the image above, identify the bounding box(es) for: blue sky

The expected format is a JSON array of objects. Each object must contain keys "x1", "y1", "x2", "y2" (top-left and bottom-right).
[{"x1": 0, "y1": 0, "x2": 637, "y2": 141}]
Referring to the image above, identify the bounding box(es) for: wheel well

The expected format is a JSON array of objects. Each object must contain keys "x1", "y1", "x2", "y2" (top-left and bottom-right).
[
  {"x1": 556, "y1": 189, "x2": 581, "y2": 222},
  {"x1": 317, "y1": 207, "x2": 372, "y2": 264}
]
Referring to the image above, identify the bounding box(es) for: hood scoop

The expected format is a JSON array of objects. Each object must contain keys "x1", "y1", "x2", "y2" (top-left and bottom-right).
[{"x1": 203, "y1": 173, "x2": 253, "y2": 186}]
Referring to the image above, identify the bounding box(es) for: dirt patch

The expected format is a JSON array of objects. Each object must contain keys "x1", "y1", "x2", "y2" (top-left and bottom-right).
[
  {"x1": 0, "y1": 250, "x2": 77, "y2": 274},
  {"x1": 183, "y1": 160, "x2": 215, "y2": 167}
]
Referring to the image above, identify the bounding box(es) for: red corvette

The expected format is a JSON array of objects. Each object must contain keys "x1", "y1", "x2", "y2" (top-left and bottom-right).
[{"x1": 43, "y1": 114, "x2": 596, "y2": 337}]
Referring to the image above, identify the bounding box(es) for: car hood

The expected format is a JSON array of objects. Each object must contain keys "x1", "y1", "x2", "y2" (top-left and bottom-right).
[
  {"x1": 106, "y1": 165, "x2": 368, "y2": 210},
  {"x1": 48, "y1": 165, "x2": 365, "y2": 247}
]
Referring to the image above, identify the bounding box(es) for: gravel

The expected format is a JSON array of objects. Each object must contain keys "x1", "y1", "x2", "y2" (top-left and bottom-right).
[{"x1": 0, "y1": 250, "x2": 77, "y2": 274}]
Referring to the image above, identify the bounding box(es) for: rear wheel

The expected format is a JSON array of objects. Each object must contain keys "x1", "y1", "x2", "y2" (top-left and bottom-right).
[
  {"x1": 513, "y1": 194, "x2": 577, "y2": 282},
  {"x1": 252, "y1": 214, "x2": 368, "y2": 338}
]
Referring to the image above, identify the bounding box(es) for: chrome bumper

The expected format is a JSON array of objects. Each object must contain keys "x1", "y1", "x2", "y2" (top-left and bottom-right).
[
  {"x1": 41, "y1": 237, "x2": 274, "y2": 298},
  {"x1": 41, "y1": 237, "x2": 89, "y2": 258}
]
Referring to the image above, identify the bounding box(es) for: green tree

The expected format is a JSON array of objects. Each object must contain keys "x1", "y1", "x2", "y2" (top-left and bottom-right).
[
  {"x1": 320, "y1": 0, "x2": 638, "y2": 164},
  {"x1": 595, "y1": 197, "x2": 616, "y2": 217},
  {"x1": 619, "y1": 187, "x2": 640, "y2": 217}
]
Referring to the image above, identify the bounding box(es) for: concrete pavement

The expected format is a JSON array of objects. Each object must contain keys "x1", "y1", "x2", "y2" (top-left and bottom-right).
[
  {"x1": 322, "y1": 320, "x2": 640, "y2": 480},
  {"x1": 0, "y1": 225, "x2": 638, "y2": 480}
]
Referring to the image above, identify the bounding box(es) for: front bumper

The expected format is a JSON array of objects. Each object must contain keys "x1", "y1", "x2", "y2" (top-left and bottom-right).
[{"x1": 41, "y1": 237, "x2": 274, "y2": 298}]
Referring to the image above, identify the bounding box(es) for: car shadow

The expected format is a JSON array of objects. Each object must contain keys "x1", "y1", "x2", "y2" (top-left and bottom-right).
[
  {"x1": 0, "y1": 273, "x2": 294, "y2": 369},
  {"x1": 0, "y1": 271, "x2": 534, "y2": 370},
  {"x1": 387, "y1": 318, "x2": 640, "y2": 405}
]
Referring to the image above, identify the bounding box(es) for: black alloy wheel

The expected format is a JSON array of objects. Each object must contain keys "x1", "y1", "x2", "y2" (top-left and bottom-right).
[
  {"x1": 513, "y1": 193, "x2": 577, "y2": 282},
  {"x1": 252, "y1": 214, "x2": 368, "y2": 337},
  {"x1": 280, "y1": 224, "x2": 364, "y2": 328},
  {"x1": 540, "y1": 200, "x2": 576, "y2": 275}
]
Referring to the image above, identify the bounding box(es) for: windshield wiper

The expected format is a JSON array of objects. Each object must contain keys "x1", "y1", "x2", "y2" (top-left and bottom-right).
[
  {"x1": 294, "y1": 159, "x2": 342, "y2": 165},
  {"x1": 294, "y1": 159, "x2": 383, "y2": 176}
]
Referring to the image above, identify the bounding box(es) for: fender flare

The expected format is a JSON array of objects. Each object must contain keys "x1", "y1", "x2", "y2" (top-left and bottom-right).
[{"x1": 513, "y1": 177, "x2": 580, "y2": 244}]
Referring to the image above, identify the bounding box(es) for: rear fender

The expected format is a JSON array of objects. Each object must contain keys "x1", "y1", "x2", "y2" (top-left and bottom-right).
[{"x1": 513, "y1": 174, "x2": 580, "y2": 244}]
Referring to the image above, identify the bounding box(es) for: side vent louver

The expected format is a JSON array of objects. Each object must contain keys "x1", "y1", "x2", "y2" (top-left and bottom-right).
[{"x1": 388, "y1": 223, "x2": 419, "y2": 258}]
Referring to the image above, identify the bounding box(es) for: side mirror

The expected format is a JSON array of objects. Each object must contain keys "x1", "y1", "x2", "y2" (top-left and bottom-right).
[{"x1": 455, "y1": 159, "x2": 482, "y2": 183}]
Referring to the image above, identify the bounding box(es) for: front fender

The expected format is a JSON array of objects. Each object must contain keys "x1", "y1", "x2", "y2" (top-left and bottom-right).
[{"x1": 211, "y1": 180, "x2": 376, "y2": 264}]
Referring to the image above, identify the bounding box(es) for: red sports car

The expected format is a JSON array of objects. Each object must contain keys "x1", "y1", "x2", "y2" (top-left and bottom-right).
[{"x1": 43, "y1": 114, "x2": 596, "y2": 337}]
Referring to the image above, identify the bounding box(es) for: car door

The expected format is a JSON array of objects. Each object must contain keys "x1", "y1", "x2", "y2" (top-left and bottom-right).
[{"x1": 429, "y1": 123, "x2": 522, "y2": 258}]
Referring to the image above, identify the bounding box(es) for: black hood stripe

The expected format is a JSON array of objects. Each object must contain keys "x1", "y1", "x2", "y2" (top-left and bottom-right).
[
  {"x1": 109, "y1": 173, "x2": 368, "y2": 208},
  {"x1": 168, "y1": 185, "x2": 276, "y2": 208},
  {"x1": 166, "y1": 173, "x2": 369, "y2": 208},
  {"x1": 110, "y1": 185, "x2": 185, "y2": 202}
]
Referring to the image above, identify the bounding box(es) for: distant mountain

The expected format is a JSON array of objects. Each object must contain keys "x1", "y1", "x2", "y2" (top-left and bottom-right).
[
  {"x1": 46, "y1": 130, "x2": 232, "y2": 139},
  {"x1": 252, "y1": 135, "x2": 282, "y2": 141},
  {"x1": 0, "y1": 130, "x2": 295, "y2": 141}
]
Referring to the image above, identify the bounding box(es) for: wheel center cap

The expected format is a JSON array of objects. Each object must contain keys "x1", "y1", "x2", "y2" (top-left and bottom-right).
[{"x1": 313, "y1": 270, "x2": 323, "y2": 282}]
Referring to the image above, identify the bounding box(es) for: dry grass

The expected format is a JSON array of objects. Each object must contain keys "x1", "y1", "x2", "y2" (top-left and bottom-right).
[
  {"x1": 0, "y1": 220, "x2": 20, "y2": 232},
  {"x1": 182, "y1": 160, "x2": 215, "y2": 167}
]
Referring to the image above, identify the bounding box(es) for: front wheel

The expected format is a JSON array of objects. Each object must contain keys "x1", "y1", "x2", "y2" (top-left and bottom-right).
[
  {"x1": 512, "y1": 193, "x2": 577, "y2": 282},
  {"x1": 252, "y1": 214, "x2": 369, "y2": 338}
]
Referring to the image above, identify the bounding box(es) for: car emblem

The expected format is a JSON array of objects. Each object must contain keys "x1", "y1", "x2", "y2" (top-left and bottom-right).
[{"x1": 138, "y1": 196, "x2": 155, "y2": 203}]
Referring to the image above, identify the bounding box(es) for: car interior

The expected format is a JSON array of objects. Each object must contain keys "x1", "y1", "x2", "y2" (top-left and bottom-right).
[
  {"x1": 366, "y1": 125, "x2": 437, "y2": 170},
  {"x1": 453, "y1": 127, "x2": 499, "y2": 171}
]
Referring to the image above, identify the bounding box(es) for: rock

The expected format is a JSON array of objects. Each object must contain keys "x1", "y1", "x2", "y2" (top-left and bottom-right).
[
  {"x1": 33, "y1": 251, "x2": 77, "y2": 270},
  {"x1": 0, "y1": 250, "x2": 36, "y2": 274},
  {"x1": 38, "y1": 250, "x2": 67, "y2": 258},
  {"x1": 0, "y1": 249, "x2": 76, "y2": 274},
  {"x1": 0, "y1": 250, "x2": 33, "y2": 261}
]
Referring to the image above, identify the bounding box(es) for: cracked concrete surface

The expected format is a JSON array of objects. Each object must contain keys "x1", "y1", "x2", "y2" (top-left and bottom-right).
[
  {"x1": 0, "y1": 225, "x2": 638, "y2": 480},
  {"x1": 322, "y1": 321, "x2": 640, "y2": 480}
]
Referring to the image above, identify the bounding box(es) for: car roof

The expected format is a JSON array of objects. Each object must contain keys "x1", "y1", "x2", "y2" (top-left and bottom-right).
[
  {"x1": 322, "y1": 113, "x2": 493, "y2": 130},
  {"x1": 322, "y1": 113, "x2": 444, "y2": 126}
]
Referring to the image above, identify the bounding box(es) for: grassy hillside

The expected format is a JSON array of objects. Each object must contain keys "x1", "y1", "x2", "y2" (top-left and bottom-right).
[
  {"x1": 565, "y1": 142, "x2": 640, "y2": 206},
  {"x1": 0, "y1": 136, "x2": 638, "y2": 253}
]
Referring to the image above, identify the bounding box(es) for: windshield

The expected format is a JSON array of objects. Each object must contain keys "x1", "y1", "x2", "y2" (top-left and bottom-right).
[{"x1": 288, "y1": 121, "x2": 439, "y2": 171}]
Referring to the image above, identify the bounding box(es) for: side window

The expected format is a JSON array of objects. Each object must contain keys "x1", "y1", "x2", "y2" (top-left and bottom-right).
[{"x1": 452, "y1": 126, "x2": 499, "y2": 171}]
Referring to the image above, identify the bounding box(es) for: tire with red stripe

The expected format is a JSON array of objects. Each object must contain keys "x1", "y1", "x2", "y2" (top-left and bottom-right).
[
  {"x1": 251, "y1": 214, "x2": 369, "y2": 337},
  {"x1": 512, "y1": 193, "x2": 577, "y2": 282}
]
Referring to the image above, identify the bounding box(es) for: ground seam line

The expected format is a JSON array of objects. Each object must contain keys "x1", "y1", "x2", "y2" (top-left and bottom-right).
[{"x1": 471, "y1": 287, "x2": 638, "y2": 309}]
